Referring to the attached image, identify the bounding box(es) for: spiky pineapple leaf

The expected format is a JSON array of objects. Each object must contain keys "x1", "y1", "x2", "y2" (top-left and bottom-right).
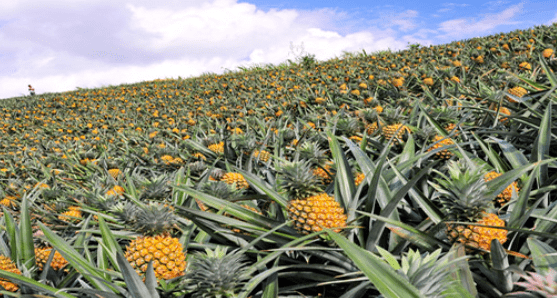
[
  {"x1": 38, "y1": 222, "x2": 117, "y2": 293},
  {"x1": 116, "y1": 252, "x2": 159, "y2": 298},
  {"x1": 490, "y1": 239, "x2": 513, "y2": 293},
  {"x1": 327, "y1": 132, "x2": 354, "y2": 209},
  {"x1": 3, "y1": 207, "x2": 18, "y2": 262},
  {"x1": 19, "y1": 193, "x2": 35, "y2": 271},
  {"x1": 326, "y1": 230, "x2": 422, "y2": 298},
  {"x1": 367, "y1": 162, "x2": 437, "y2": 250},
  {"x1": 528, "y1": 238, "x2": 557, "y2": 276},
  {"x1": 0, "y1": 268, "x2": 76, "y2": 298},
  {"x1": 98, "y1": 216, "x2": 124, "y2": 271},
  {"x1": 529, "y1": 101, "x2": 551, "y2": 186}
]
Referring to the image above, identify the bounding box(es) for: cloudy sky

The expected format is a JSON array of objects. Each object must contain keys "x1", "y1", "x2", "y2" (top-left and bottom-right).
[{"x1": 1, "y1": 0, "x2": 556, "y2": 99}]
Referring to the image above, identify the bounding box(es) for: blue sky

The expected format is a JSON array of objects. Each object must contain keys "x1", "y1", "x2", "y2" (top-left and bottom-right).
[{"x1": 0, "y1": 0, "x2": 556, "y2": 99}]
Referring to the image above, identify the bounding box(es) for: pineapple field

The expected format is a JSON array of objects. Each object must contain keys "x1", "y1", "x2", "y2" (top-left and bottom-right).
[{"x1": 0, "y1": 22, "x2": 557, "y2": 297}]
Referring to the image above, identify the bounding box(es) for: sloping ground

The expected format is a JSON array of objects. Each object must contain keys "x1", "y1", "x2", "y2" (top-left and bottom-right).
[{"x1": 0, "y1": 23, "x2": 556, "y2": 297}]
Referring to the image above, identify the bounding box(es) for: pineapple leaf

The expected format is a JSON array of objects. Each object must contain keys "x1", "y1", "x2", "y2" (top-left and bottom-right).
[
  {"x1": 116, "y1": 252, "x2": 160, "y2": 298},
  {"x1": 528, "y1": 238, "x2": 557, "y2": 276},
  {"x1": 326, "y1": 230, "x2": 422, "y2": 298}
]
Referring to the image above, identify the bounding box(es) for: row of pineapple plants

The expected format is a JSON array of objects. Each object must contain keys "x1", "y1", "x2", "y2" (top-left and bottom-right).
[{"x1": 0, "y1": 22, "x2": 556, "y2": 297}]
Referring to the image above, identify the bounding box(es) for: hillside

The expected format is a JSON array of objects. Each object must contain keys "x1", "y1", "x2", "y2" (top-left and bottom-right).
[{"x1": 0, "y1": 23, "x2": 556, "y2": 297}]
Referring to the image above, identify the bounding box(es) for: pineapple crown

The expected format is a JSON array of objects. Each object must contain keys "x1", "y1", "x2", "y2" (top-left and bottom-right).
[
  {"x1": 200, "y1": 181, "x2": 243, "y2": 202},
  {"x1": 135, "y1": 173, "x2": 172, "y2": 201},
  {"x1": 398, "y1": 249, "x2": 464, "y2": 298},
  {"x1": 185, "y1": 246, "x2": 249, "y2": 298},
  {"x1": 297, "y1": 141, "x2": 328, "y2": 166},
  {"x1": 277, "y1": 160, "x2": 323, "y2": 200},
  {"x1": 133, "y1": 202, "x2": 176, "y2": 236},
  {"x1": 110, "y1": 201, "x2": 140, "y2": 224},
  {"x1": 430, "y1": 160, "x2": 493, "y2": 221}
]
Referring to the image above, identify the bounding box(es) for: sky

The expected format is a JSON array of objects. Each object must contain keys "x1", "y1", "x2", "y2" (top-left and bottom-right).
[{"x1": 1, "y1": 0, "x2": 556, "y2": 100}]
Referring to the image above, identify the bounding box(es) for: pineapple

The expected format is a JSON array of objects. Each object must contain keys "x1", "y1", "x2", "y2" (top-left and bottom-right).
[
  {"x1": 507, "y1": 86, "x2": 528, "y2": 103},
  {"x1": 253, "y1": 149, "x2": 271, "y2": 162},
  {"x1": 208, "y1": 141, "x2": 224, "y2": 155},
  {"x1": 427, "y1": 135, "x2": 455, "y2": 160},
  {"x1": 312, "y1": 164, "x2": 334, "y2": 185},
  {"x1": 58, "y1": 206, "x2": 82, "y2": 223},
  {"x1": 35, "y1": 247, "x2": 68, "y2": 271},
  {"x1": 542, "y1": 48, "x2": 554, "y2": 58},
  {"x1": 0, "y1": 195, "x2": 18, "y2": 209},
  {"x1": 484, "y1": 171, "x2": 519, "y2": 204},
  {"x1": 0, "y1": 255, "x2": 21, "y2": 293},
  {"x1": 106, "y1": 185, "x2": 125, "y2": 197},
  {"x1": 354, "y1": 172, "x2": 365, "y2": 186},
  {"x1": 431, "y1": 161, "x2": 507, "y2": 253},
  {"x1": 108, "y1": 168, "x2": 121, "y2": 179},
  {"x1": 382, "y1": 123, "x2": 411, "y2": 145},
  {"x1": 278, "y1": 161, "x2": 347, "y2": 234},
  {"x1": 221, "y1": 172, "x2": 249, "y2": 190},
  {"x1": 124, "y1": 203, "x2": 186, "y2": 280}
]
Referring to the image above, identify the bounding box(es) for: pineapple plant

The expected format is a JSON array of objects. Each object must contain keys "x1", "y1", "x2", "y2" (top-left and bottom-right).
[
  {"x1": 278, "y1": 161, "x2": 347, "y2": 234},
  {"x1": 124, "y1": 203, "x2": 187, "y2": 280},
  {"x1": 185, "y1": 247, "x2": 249, "y2": 298},
  {"x1": 0, "y1": 255, "x2": 21, "y2": 293},
  {"x1": 431, "y1": 161, "x2": 507, "y2": 253}
]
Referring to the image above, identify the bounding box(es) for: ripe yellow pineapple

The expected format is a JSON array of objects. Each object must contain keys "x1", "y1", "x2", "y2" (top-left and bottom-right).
[
  {"x1": 354, "y1": 172, "x2": 365, "y2": 186},
  {"x1": 0, "y1": 255, "x2": 21, "y2": 292},
  {"x1": 507, "y1": 86, "x2": 528, "y2": 103},
  {"x1": 35, "y1": 247, "x2": 68, "y2": 271},
  {"x1": 58, "y1": 206, "x2": 82, "y2": 223},
  {"x1": 432, "y1": 161, "x2": 507, "y2": 253},
  {"x1": 428, "y1": 135, "x2": 455, "y2": 160},
  {"x1": 221, "y1": 172, "x2": 249, "y2": 190},
  {"x1": 106, "y1": 185, "x2": 125, "y2": 197},
  {"x1": 542, "y1": 48, "x2": 554, "y2": 58},
  {"x1": 484, "y1": 171, "x2": 519, "y2": 204},
  {"x1": 208, "y1": 141, "x2": 224, "y2": 155},
  {"x1": 253, "y1": 150, "x2": 271, "y2": 162},
  {"x1": 108, "y1": 168, "x2": 121, "y2": 179},
  {"x1": 278, "y1": 161, "x2": 347, "y2": 234},
  {"x1": 124, "y1": 203, "x2": 187, "y2": 280},
  {"x1": 0, "y1": 195, "x2": 18, "y2": 209},
  {"x1": 381, "y1": 123, "x2": 411, "y2": 145},
  {"x1": 312, "y1": 164, "x2": 334, "y2": 185}
]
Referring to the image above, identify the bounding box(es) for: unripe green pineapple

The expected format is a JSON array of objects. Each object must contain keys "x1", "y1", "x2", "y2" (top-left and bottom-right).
[
  {"x1": 124, "y1": 203, "x2": 186, "y2": 280},
  {"x1": 431, "y1": 161, "x2": 508, "y2": 253}
]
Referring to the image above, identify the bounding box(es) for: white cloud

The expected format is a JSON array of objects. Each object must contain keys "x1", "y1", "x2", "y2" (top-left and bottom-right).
[
  {"x1": 1, "y1": 0, "x2": 416, "y2": 99},
  {"x1": 437, "y1": 3, "x2": 523, "y2": 39}
]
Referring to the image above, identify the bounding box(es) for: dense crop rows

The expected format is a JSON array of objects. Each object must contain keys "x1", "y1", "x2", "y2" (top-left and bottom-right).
[{"x1": 0, "y1": 23, "x2": 556, "y2": 297}]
